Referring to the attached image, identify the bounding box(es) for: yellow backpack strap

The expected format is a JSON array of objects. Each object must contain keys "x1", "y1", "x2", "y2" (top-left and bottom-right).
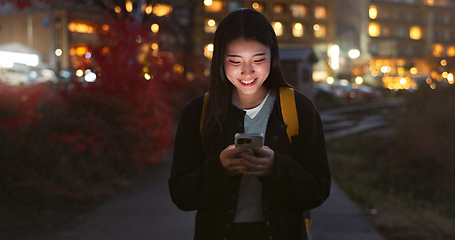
[
  {"x1": 199, "y1": 92, "x2": 209, "y2": 135},
  {"x1": 279, "y1": 87, "x2": 299, "y2": 143},
  {"x1": 304, "y1": 210, "x2": 312, "y2": 233},
  {"x1": 280, "y1": 87, "x2": 312, "y2": 233}
]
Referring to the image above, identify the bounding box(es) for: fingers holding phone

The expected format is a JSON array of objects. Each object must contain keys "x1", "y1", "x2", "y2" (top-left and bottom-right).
[
  {"x1": 239, "y1": 146, "x2": 275, "y2": 176},
  {"x1": 219, "y1": 144, "x2": 248, "y2": 175}
]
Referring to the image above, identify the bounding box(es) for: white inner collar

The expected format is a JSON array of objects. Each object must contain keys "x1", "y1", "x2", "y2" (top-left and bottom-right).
[{"x1": 244, "y1": 92, "x2": 270, "y2": 119}]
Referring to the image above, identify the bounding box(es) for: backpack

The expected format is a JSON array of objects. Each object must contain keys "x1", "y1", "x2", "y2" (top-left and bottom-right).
[{"x1": 199, "y1": 87, "x2": 312, "y2": 233}]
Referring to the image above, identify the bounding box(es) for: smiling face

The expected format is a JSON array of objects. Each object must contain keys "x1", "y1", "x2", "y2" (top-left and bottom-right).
[{"x1": 224, "y1": 38, "x2": 271, "y2": 105}]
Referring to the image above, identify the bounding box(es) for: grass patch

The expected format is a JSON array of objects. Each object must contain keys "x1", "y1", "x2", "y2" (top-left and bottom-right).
[
  {"x1": 327, "y1": 133, "x2": 455, "y2": 240},
  {"x1": 325, "y1": 84, "x2": 455, "y2": 240}
]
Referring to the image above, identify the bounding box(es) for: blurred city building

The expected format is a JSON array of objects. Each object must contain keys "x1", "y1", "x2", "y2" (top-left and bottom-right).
[
  {"x1": 336, "y1": 0, "x2": 455, "y2": 90},
  {"x1": 0, "y1": 2, "x2": 105, "y2": 84},
  {"x1": 0, "y1": 0, "x2": 334, "y2": 90},
  {"x1": 0, "y1": 1, "x2": 184, "y2": 84},
  {"x1": 0, "y1": 0, "x2": 454, "y2": 90}
]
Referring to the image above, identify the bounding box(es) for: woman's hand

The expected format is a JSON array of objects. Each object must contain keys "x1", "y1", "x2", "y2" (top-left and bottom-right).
[
  {"x1": 239, "y1": 146, "x2": 275, "y2": 177},
  {"x1": 219, "y1": 145, "x2": 249, "y2": 175}
]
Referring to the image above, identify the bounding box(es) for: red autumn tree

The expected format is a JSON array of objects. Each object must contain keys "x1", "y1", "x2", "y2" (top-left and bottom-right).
[{"x1": 0, "y1": 0, "x2": 207, "y2": 195}]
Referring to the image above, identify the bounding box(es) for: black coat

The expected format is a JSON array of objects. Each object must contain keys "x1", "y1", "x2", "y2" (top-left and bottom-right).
[{"x1": 169, "y1": 89, "x2": 331, "y2": 240}]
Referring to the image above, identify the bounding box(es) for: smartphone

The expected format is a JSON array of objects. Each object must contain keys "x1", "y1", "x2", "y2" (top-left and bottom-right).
[{"x1": 234, "y1": 133, "x2": 264, "y2": 156}]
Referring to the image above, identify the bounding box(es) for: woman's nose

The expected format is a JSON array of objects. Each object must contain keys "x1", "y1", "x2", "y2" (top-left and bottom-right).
[{"x1": 241, "y1": 62, "x2": 255, "y2": 75}]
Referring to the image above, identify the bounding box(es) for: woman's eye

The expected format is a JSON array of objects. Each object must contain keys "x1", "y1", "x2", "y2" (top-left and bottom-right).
[
  {"x1": 254, "y1": 58, "x2": 266, "y2": 63},
  {"x1": 229, "y1": 60, "x2": 241, "y2": 64}
]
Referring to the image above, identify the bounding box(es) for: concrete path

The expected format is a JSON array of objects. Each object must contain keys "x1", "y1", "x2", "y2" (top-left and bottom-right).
[
  {"x1": 54, "y1": 157, "x2": 195, "y2": 240},
  {"x1": 310, "y1": 180, "x2": 385, "y2": 240},
  {"x1": 54, "y1": 153, "x2": 385, "y2": 240}
]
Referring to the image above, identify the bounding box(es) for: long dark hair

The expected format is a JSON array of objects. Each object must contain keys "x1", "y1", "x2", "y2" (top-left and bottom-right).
[{"x1": 202, "y1": 8, "x2": 290, "y2": 152}]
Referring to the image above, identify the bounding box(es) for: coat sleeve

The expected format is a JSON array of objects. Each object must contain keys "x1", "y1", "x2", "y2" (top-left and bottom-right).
[
  {"x1": 168, "y1": 97, "x2": 236, "y2": 211},
  {"x1": 261, "y1": 91, "x2": 331, "y2": 210}
]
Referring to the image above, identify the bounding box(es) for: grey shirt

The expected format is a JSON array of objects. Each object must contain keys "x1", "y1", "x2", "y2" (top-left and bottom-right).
[{"x1": 232, "y1": 91, "x2": 276, "y2": 223}]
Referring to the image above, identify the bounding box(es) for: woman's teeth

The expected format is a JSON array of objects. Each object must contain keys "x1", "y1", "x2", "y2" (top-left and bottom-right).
[{"x1": 241, "y1": 79, "x2": 255, "y2": 84}]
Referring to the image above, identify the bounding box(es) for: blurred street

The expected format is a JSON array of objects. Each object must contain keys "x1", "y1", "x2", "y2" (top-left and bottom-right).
[
  {"x1": 52, "y1": 100, "x2": 398, "y2": 240},
  {"x1": 54, "y1": 154, "x2": 384, "y2": 240},
  {"x1": 53, "y1": 155, "x2": 196, "y2": 240}
]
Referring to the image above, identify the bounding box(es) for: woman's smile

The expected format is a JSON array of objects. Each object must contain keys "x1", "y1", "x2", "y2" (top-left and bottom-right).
[{"x1": 240, "y1": 78, "x2": 256, "y2": 85}]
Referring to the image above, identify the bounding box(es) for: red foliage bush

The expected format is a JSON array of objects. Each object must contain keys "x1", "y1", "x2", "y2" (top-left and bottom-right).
[
  {"x1": 0, "y1": 20, "x2": 206, "y2": 196},
  {"x1": 82, "y1": 19, "x2": 206, "y2": 163}
]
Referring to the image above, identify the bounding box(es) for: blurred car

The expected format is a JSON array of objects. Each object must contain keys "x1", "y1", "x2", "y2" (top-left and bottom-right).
[
  {"x1": 28, "y1": 68, "x2": 57, "y2": 84},
  {"x1": 349, "y1": 85, "x2": 381, "y2": 100},
  {"x1": 0, "y1": 64, "x2": 28, "y2": 85},
  {"x1": 1, "y1": 63, "x2": 57, "y2": 85},
  {"x1": 315, "y1": 80, "x2": 381, "y2": 101}
]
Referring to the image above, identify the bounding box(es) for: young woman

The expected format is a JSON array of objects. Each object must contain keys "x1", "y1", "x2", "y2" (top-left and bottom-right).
[{"x1": 169, "y1": 8, "x2": 330, "y2": 240}]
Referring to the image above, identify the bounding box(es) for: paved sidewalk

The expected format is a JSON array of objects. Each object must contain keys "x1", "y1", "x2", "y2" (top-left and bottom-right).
[
  {"x1": 54, "y1": 157, "x2": 195, "y2": 240},
  {"x1": 310, "y1": 180, "x2": 385, "y2": 240},
  {"x1": 54, "y1": 155, "x2": 384, "y2": 240}
]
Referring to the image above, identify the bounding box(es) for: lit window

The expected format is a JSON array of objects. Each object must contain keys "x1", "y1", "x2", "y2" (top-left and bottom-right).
[
  {"x1": 273, "y1": 3, "x2": 286, "y2": 14},
  {"x1": 290, "y1": 4, "x2": 306, "y2": 18},
  {"x1": 432, "y1": 43, "x2": 443, "y2": 57},
  {"x1": 153, "y1": 4, "x2": 173, "y2": 17},
  {"x1": 369, "y1": 5, "x2": 378, "y2": 19},
  {"x1": 145, "y1": 5, "x2": 153, "y2": 14},
  {"x1": 448, "y1": 46, "x2": 455, "y2": 57},
  {"x1": 272, "y1": 22, "x2": 283, "y2": 36},
  {"x1": 328, "y1": 45, "x2": 340, "y2": 70},
  {"x1": 204, "y1": 19, "x2": 217, "y2": 33},
  {"x1": 75, "y1": 46, "x2": 88, "y2": 56},
  {"x1": 252, "y1": 2, "x2": 265, "y2": 12},
  {"x1": 204, "y1": 43, "x2": 214, "y2": 59},
  {"x1": 368, "y1": 23, "x2": 381, "y2": 37},
  {"x1": 68, "y1": 22, "x2": 95, "y2": 34},
  {"x1": 292, "y1": 23, "x2": 304, "y2": 37},
  {"x1": 125, "y1": 0, "x2": 133, "y2": 12},
  {"x1": 314, "y1": 24, "x2": 326, "y2": 38},
  {"x1": 448, "y1": 73, "x2": 454, "y2": 84},
  {"x1": 205, "y1": 0, "x2": 223, "y2": 12},
  {"x1": 410, "y1": 26, "x2": 422, "y2": 40},
  {"x1": 314, "y1": 6, "x2": 327, "y2": 19}
]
